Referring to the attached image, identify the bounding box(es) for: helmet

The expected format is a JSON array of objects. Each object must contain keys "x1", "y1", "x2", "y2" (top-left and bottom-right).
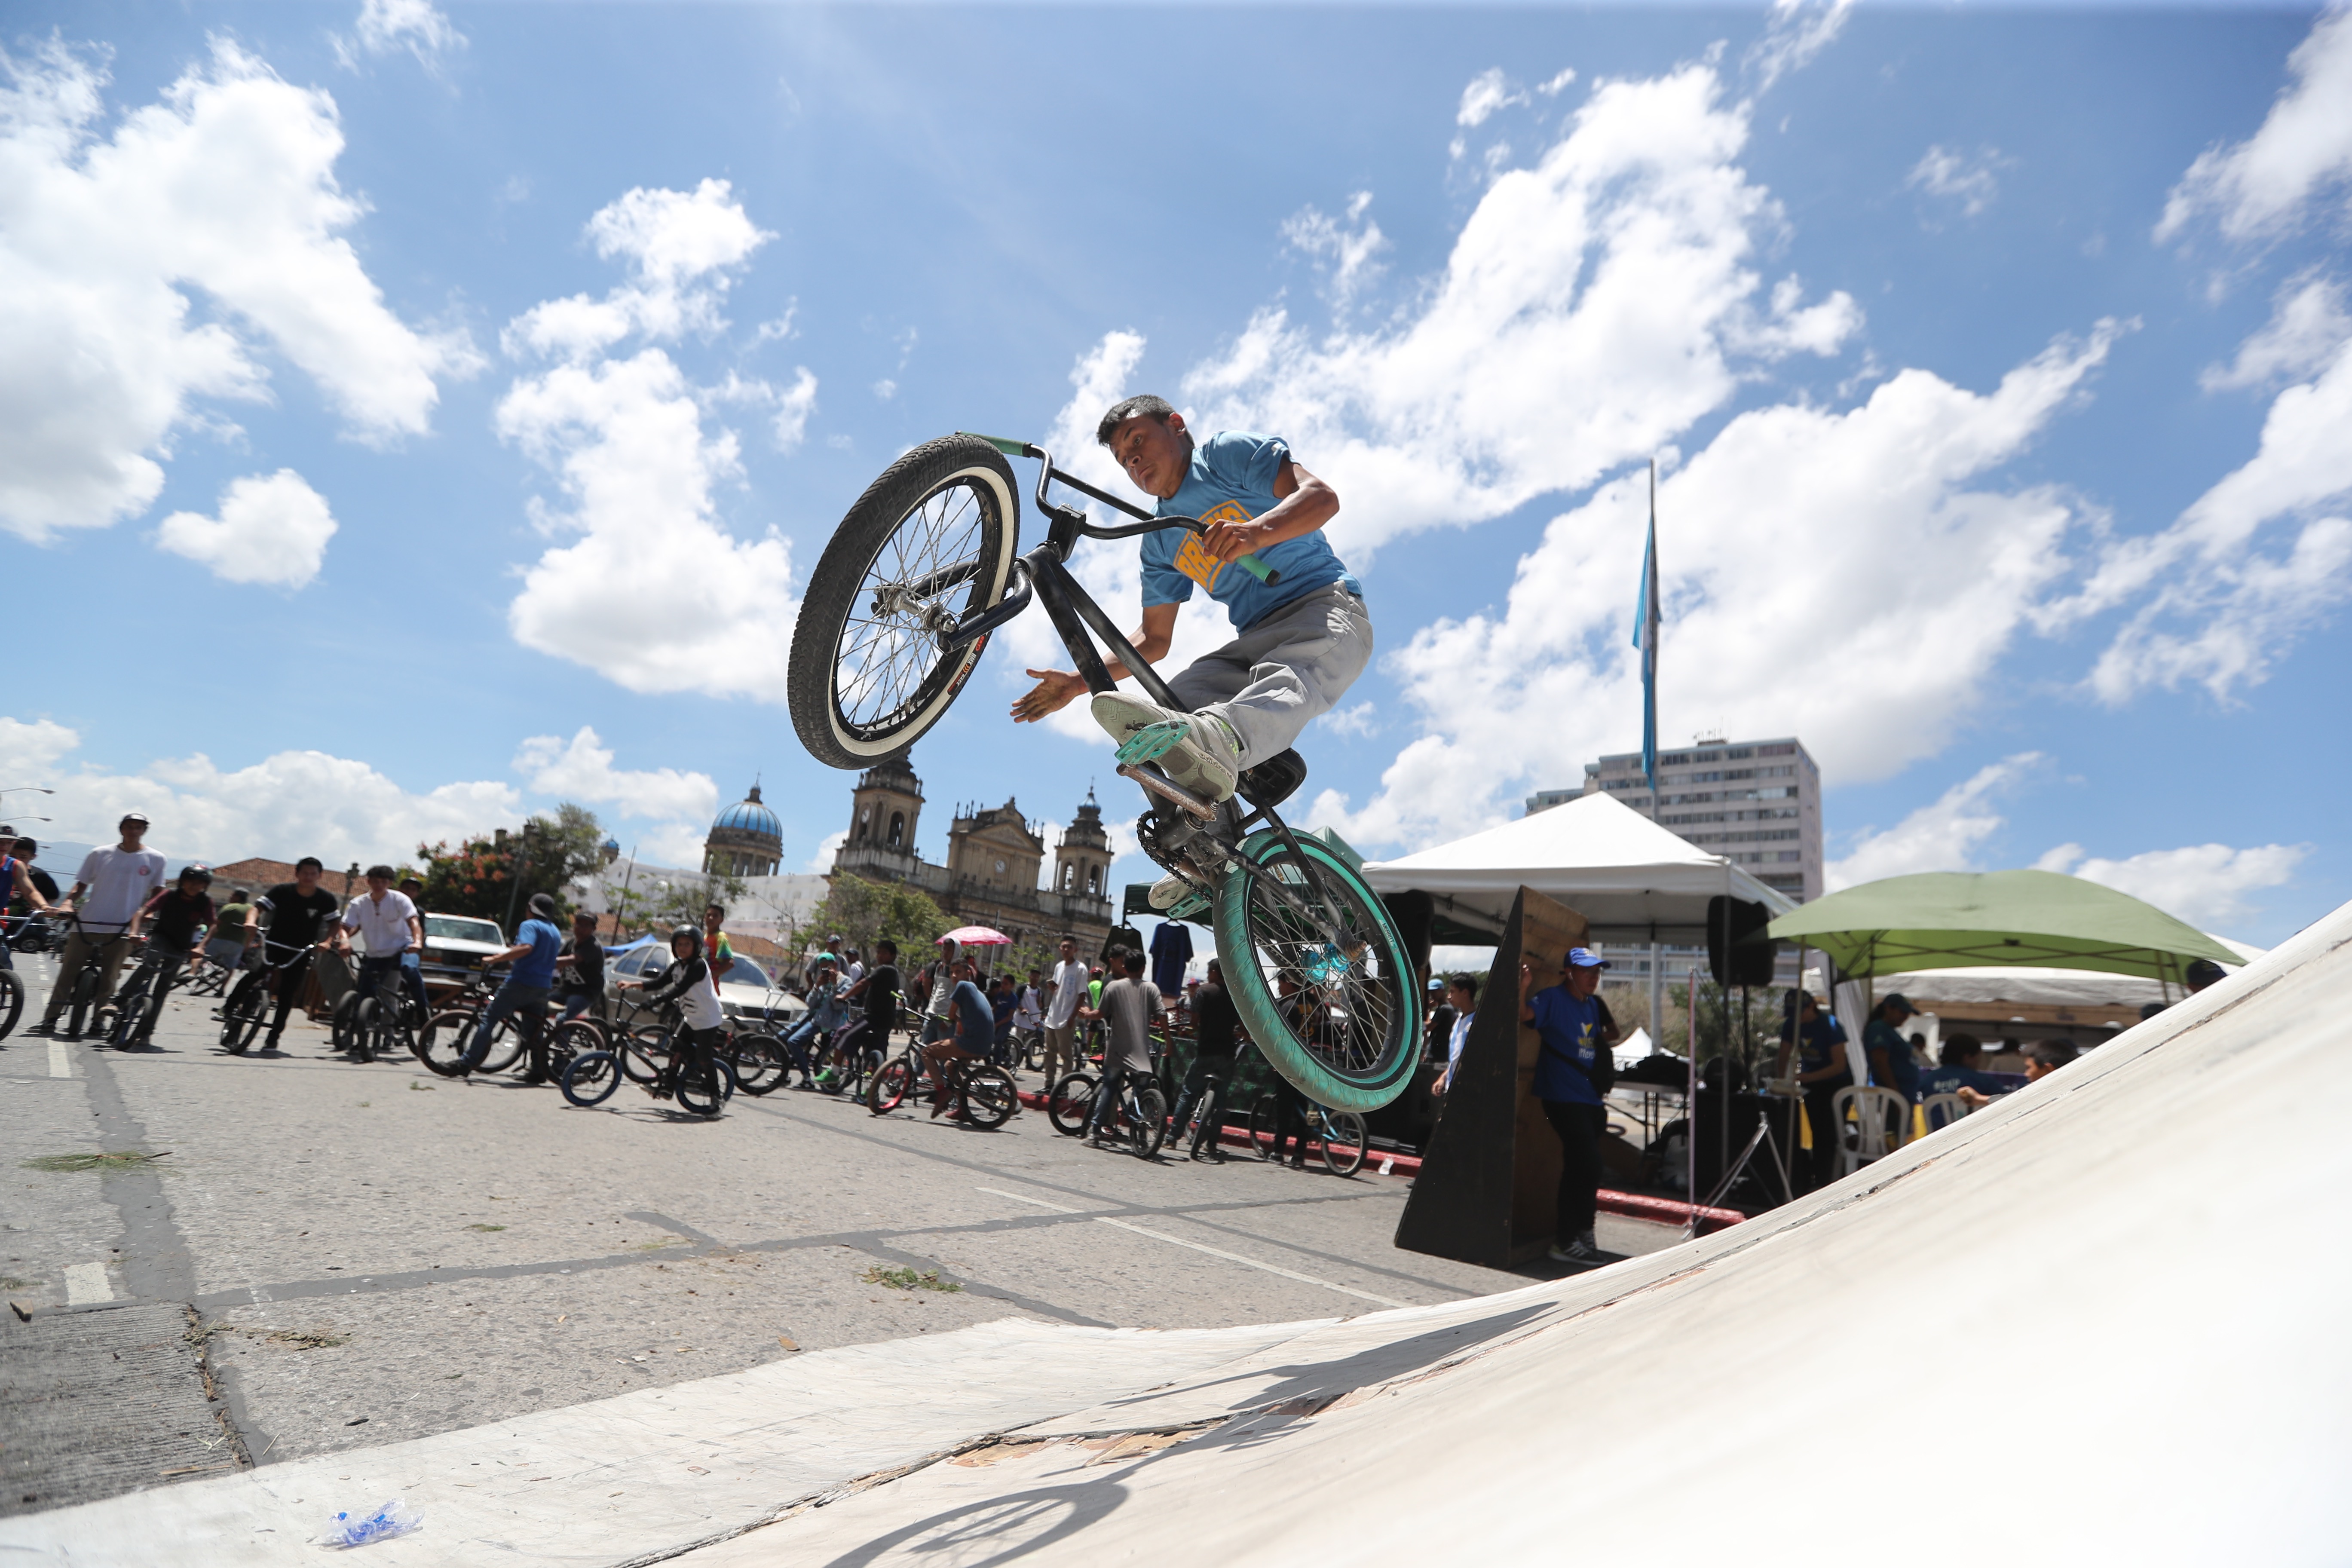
[
  {"x1": 671, "y1": 924, "x2": 702, "y2": 951},
  {"x1": 180, "y1": 862, "x2": 214, "y2": 885}
]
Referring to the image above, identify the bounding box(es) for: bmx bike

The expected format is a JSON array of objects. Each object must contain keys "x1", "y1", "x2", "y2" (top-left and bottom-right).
[{"x1": 787, "y1": 432, "x2": 1419, "y2": 1113}]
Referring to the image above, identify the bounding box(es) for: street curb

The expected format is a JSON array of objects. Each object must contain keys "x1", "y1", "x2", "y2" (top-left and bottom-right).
[{"x1": 1011, "y1": 1089, "x2": 1746, "y2": 1232}]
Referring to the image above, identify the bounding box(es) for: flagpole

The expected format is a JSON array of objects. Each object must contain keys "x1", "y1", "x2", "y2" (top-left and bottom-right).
[{"x1": 1642, "y1": 459, "x2": 1664, "y2": 1049}]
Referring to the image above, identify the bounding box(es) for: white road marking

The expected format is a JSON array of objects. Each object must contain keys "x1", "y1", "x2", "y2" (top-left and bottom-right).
[
  {"x1": 975, "y1": 1183, "x2": 1411, "y2": 1308},
  {"x1": 1094, "y1": 1219, "x2": 1410, "y2": 1308},
  {"x1": 49, "y1": 1041, "x2": 70, "y2": 1078},
  {"x1": 64, "y1": 1263, "x2": 112, "y2": 1305},
  {"x1": 974, "y1": 1186, "x2": 1082, "y2": 1214}
]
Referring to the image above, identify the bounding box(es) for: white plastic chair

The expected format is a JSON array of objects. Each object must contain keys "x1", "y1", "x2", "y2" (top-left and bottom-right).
[
  {"x1": 1920, "y1": 1092, "x2": 1969, "y2": 1133},
  {"x1": 1831, "y1": 1086, "x2": 1909, "y2": 1176}
]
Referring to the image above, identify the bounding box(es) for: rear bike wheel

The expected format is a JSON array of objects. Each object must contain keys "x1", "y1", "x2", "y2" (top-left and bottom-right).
[
  {"x1": 1248, "y1": 1094, "x2": 1282, "y2": 1161},
  {"x1": 67, "y1": 968, "x2": 101, "y2": 1039},
  {"x1": 1213, "y1": 830, "x2": 1420, "y2": 1113},
  {"x1": 417, "y1": 1009, "x2": 481, "y2": 1077},
  {"x1": 473, "y1": 1015, "x2": 527, "y2": 1075},
  {"x1": 0, "y1": 968, "x2": 25, "y2": 1040},
  {"x1": 1129, "y1": 1084, "x2": 1169, "y2": 1158},
  {"x1": 330, "y1": 991, "x2": 361, "y2": 1053},
  {"x1": 1046, "y1": 1072, "x2": 1097, "y2": 1137},
  {"x1": 561, "y1": 1050, "x2": 621, "y2": 1107},
  {"x1": 674, "y1": 1060, "x2": 726, "y2": 1118},
  {"x1": 960, "y1": 1063, "x2": 1018, "y2": 1130},
  {"x1": 1318, "y1": 1109, "x2": 1368, "y2": 1176},
  {"x1": 729, "y1": 1033, "x2": 789, "y2": 1097},
  {"x1": 867, "y1": 1057, "x2": 916, "y2": 1115},
  {"x1": 787, "y1": 435, "x2": 1020, "y2": 769}
]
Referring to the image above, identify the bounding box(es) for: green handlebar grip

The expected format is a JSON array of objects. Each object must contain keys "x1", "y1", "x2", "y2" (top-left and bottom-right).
[
  {"x1": 959, "y1": 432, "x2": 1033, "y2": 458},
  {"x1": 1237, "y1": 553, "x2": 1280, "y2": 585}
]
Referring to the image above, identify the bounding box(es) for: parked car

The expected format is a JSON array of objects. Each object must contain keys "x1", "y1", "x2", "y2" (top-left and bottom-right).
[
  {"x1": 420, "y1": 914, "x2": 507, "y2": 981},
  {"x1": 607, "y1": 943, "x2": 806, "y2": 1031}
]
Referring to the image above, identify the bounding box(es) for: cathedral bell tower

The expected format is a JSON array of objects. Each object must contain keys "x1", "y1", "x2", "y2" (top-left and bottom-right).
[
  {"x1": 848, "y1": 755, "x2": 925, "y2": 860},
  {"x1": 1053, "y1": 787, "x2": 1113, "y2": 902}
]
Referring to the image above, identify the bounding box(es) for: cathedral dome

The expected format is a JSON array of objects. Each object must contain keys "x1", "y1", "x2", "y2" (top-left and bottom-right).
[
  {"x1": 704, "y1": 783, "x2": 783, "y2": 877},
  {"x1": 713, "y1": 785, "x2": 783, "y2": 839}
]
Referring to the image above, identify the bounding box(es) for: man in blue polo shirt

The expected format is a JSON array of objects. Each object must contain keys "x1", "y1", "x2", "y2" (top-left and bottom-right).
[
  {"x1": 1011, "y1": 397, "x2": 1370, "y2": 855},
  {"x1": 1522, "y1": 946, "x2": 1619, "y2": 1265},
  {"x1": 467, "y1": 891, "x2": 565, "y2": 1084}
]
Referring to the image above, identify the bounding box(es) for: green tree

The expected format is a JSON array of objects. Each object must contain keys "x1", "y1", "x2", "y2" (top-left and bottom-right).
[
  {"x1": 805, "y1": 871, "x2": 949, "y2": 958},
  {"x1": 414, "y1": 802, "x2": 609, "y2": 932}
]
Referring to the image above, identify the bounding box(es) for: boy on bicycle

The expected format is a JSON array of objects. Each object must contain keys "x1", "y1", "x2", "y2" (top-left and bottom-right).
[
  {"x1": 120, "y1": 864, "x2": 216, "y2": 1044},
  {"x1": 1011, "y1": 396, "x2": 1370, "y2": 830},
  {"x1": 922, "y1": 954, "x2": 994, "y2": 1120}
]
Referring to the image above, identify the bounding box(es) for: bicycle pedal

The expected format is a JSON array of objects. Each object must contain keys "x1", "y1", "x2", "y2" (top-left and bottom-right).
[
  {"x1": 1114, "y1": 720, "x2": 1190, "y2": 766},
  {"x1": 1164, "y1": 890, "x2": 1213, "y2": 921}
]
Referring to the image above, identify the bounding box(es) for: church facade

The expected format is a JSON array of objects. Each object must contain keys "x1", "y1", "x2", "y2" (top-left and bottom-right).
[{"x1": 829, "y1": 753, "x2": 1115, "y2": 955}]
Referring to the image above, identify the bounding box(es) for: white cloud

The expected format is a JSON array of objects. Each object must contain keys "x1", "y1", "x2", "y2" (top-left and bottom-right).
[
  {"x1": 1318, "y1": 702, "x2": 1378, "y2": 740},
  {"x1": 772, "y1": 366, "x2": 818, "y2": 450},
  {"x1": 499, "y1": 181, "x2": 800, "y2": 699},
  {"x1": 7, "y1": 722, "x2": 520, "y2": 868},
  {"x1": 1905, "y1": 144, "x2": 2006, "y2": 218},
  {"x1": 1746, "y1": 0, "x2": 1853, "y2": 93},
  {"x1": 0, "y1": 39, "x2": 477, "y2": 541},
  {"x1": 1825, "y1": 756, "x2": 2039, "y2": 891},
  {"x1": 873, "y1": 378, "x2": 897, "y2": 401},
  {"x1": 805, "y1": 828, "x2": 846, "y2": 874},
  {"x1": 1456, "y1": 68, "x2": 1526, "y2": 130},
  {"x1": 2062, "y1": 292, "x2": 2352, "y2": 703},
  {"x1": 2156, "y1": 9, "x2": 2352, "y2": 244},
  {"x1": 0, "y1": 716, "x2": 80, "y2": 778},
  {"x1": 512, "y1": 726, "x2": 717, "y2": 824},
  {"x1": 1310, "y1": 325, "x2": 2120, "y2": 851},
  {"x1": 1283, "y1": 193, "x2": 1388, "y2": 313},
  {"x1": 2036, "y1": 841, "x2": 2309, "y2": 930},
  {"x1": 1537, "y1": 68, "x2": 1577, "y2": 98},
  {"x1": 153, "y1": 469, "x2": 336, "y2": 587},
  {"x1": 2201, "y1": 273, "x2": 2352, "y2": 391},
  {"x1": 1180, "y1": 62, "x2": 1860, "y2": 562},
  {"x1": 336, "y1": 0, "x2": 466, "y2": 70}
]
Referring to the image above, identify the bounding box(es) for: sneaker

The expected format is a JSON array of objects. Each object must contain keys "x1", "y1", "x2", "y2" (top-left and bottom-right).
[
  {"x1": 1091, "y1": 694, "x2": 1242, "y2": 802},
  {"x1": 25, "y1": 1021, "x2": 53, "y2": 1037},
  {"x1": 1148, "y1": 872, "x2": 1214, "y2": 920},
  {"x1": 1547, "y1": 1239, "x2": 1603, "y2": 1265}
]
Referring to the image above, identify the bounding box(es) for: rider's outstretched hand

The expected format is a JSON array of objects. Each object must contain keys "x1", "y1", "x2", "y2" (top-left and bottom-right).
[{"x1": 1011, "y1": 668, "x2": 1086, "y2": 724}]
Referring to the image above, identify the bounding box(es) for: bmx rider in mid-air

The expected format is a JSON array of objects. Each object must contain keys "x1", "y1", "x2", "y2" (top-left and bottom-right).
[{"x1": 1010, "y1": 394, "x2": 1371, "y2": 906}]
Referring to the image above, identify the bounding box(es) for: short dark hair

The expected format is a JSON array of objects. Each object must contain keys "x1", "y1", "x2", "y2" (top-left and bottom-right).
[
  {"x1": 2025, "y1": 1038, "x2": 2078, "y2": 1071},
  {"x1": 1449, "y1": 973, "x2": 1480, "y2": 1002},
  {"x1": 366, "y1": 864, "x2": 395, "y2": 880},
  {"x1": 1940, "y1": 1034, "x2": 1983, "y2": 1065},
  {"x1": 705, "y1": 903, "x2": 726, "y2": 919},
  {"x1": 1122, "y1": 949, "x2": 1147, "y2": 977},
  {"x1": 876, "y1": 939, "x2": 897, "y2": 959},
  {"x1": 297, "y1": 856, "x2": 324, "y2": 873},
  {"x1": 1096, "y1": 394, "x2": 1176, "y2": 446}
]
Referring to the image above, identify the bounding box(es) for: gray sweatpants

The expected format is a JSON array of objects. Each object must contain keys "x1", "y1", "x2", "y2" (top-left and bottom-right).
[{"x1": 1166, "y1": 583, "x2": 1372, "y2": 771}]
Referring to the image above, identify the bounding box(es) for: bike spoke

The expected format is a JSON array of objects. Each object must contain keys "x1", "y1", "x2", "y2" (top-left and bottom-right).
[{"x1": 832, "y1": 480, "x2": 992, "y2": 733}]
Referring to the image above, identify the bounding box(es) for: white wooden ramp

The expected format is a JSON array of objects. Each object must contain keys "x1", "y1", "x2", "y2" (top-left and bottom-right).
[{"x1": 10, "y1": 901, "x2": 2350, "y2": 1565}]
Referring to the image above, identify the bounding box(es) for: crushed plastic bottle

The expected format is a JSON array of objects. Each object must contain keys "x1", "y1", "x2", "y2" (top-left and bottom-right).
[{"x1": 319, "y1": 1498, "x2": 422, "y2": 1549}]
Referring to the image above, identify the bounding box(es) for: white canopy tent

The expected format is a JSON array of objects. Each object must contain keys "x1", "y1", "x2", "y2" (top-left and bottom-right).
[{"x1": 1360, "y1": 790, "x2": 1795, "y2": 946}]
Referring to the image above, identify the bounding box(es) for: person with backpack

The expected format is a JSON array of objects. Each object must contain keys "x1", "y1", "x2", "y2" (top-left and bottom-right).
[{"x1": 1521, "y1": 947, "x2": 1620, "y2": 1265}]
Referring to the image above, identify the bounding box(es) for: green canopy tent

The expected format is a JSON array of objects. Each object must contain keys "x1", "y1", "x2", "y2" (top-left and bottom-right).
[{"x1": 1763, "y1": 870, "x2": 2242, "y2": 992}]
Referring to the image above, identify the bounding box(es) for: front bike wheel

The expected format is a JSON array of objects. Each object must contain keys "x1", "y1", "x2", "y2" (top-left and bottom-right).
[
  {"x1": 473, "y1": 1015, "x2": 527, "y2": 1075},
  {"x1": 1046, "y1": 1072, "x2": 1097, "y2": 1137},
  {"x1": 1318, "y1": 1110, "x2": 1368, "y2": 1176},
  {"x1": 867, "y1": 1057, "x2": 915, "y2": 1115},
  {"x1": 1187, "y1": 1089, "x2": 1223, "y2": 1161},
  {"x1": 961, "y1": 1064, "x2": 1018, "y2": 1130},
  {"x1": 110, "y1": 992, "x2": 149, "y2": 1048},
  {"x1": 787, "y1": 434, "x2": 1020, "y2": 769},
  {"x1": 1248, "y1": 1094, "x2": 1281, "y2": 1161},
  {"x1": 219, "y1": 976, "x2": 265, "y2": 1053},
  {"x1": 1213, "y1": 830, "x2": 1420, "y2": 1113},
  {"x1": 417, "y1": 1009, "x2": 480, "y2": 1077},
  {"x1": 729, "y1": 1033, "x2": 789, "y2": 1097},
  {"x1": 674, "y1": 1061, "x2": 726, "y2": 1118},
  {"x1": 0, "y1": 968, "x2": 24, "y2": 1040},
  {"x1": 561, "y1": 1050, "x2": 621, "y2": 1107}
]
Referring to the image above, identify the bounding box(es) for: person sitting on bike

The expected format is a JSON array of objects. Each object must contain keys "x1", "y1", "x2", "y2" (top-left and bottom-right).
[
  {"x1": 33, "y1": 813, "x2": 168, "y2": 1037},
  {"x1": 821, "y1": 938, "x2": 901, "y2": 1089},
  {"x1": 558, "y1": 910, "x2": 606, "y2": 1024},
  {"x1": 1171, "y1": 957, "x2": 1241, "y2": 1161},
  {"x1": 923, "y1": 954, "x2": 995, "y2": 1120},
  {"x1": 252, "y1": 857, "x2": 341, "y2": 1050},
  {"x1": 0, "y1": 833, "x2": 59, "y2": 973},
  {"x1": 619, "y1": 924, "x2": 725, "y2": 1106},
  {"x1": 1082, "y1": 948, "x2": 1163, "y2": 1148},
  {"x1": 464, "y1": 892, "x2": 565, "y2": 1083},
  {"x1": 203, "y1": 886, "x2": 255, "y2": 980},
  {"x1": 395, "y1": 875, "x2": 435, "y2": 1022},
  {"x1": 1011, "y1": 397, "x2": 1369, "y2": 878},
  {"x1": 784, "y1": 954, "x2": 844, "y2": 1085},
  {"x1": 120, "y1": 864, "x2": 216, "y2": 1045},
  {"x1": 323, "y1": 865, "x2": 421, "y2": 1057}
]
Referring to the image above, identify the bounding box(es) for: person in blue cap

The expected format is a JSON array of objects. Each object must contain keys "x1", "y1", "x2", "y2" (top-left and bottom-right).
[{"x1": 1521, "y1": 946, "x2": 1620, "y2": 1265}]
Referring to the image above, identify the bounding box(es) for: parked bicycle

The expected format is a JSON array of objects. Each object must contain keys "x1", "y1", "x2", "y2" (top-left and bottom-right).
[
  {"x1": 1249, "y1": 1093, "x2": 1368, "y2": 1176},
  {"x1": 785, "y1": 432, "x2": 1418, "y2": 1114},
  {"x1": 867, "y1": 1043, "x2": 1018, "y2": 1128},
  {"x1": 1045, "y1": 1066, "x2": 1167, "y2": 1157}
]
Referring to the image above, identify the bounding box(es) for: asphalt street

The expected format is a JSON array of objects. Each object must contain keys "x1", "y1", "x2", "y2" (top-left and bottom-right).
[{"x1": 2, "y1": 953, "x2": 1678, "y2": 1497}]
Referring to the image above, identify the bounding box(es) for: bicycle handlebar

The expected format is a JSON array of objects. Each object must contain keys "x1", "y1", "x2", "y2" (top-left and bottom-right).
[{"x1": 962, "y1": 433, "x2": 1280, "y2": 585}]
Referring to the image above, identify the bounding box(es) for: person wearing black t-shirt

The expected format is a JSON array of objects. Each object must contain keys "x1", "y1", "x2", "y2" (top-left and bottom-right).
[
  {"x1": 1171, "y1": 959, "x2": 1242, "y2": 1159},
  {"x1": 823, "y1": 938, "x2": 901, "y2": 1087},
  {"x1": 255, "y1": 857, "x2": 342, "y2": 1050},
  {"x1": 559, "y1": 911, "x2": 607, "y2": 1023}
]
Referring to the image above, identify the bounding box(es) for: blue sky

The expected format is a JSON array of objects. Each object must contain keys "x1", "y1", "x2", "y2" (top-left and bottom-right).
[{"x1": 4, "y1": 1, "x2": 2348, "y2": 948}]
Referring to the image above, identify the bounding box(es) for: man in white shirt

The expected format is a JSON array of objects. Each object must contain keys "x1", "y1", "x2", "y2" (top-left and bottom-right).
[
  {"x1": 325, "y1": 865, "x2": 422, "y2": 1051},
  {"x1": 1038, "y1": 934, "x2": 1090, "y2": 1089},
  {"x1": 36, "y1": 812, "x2": 167, "y2": 1036}
]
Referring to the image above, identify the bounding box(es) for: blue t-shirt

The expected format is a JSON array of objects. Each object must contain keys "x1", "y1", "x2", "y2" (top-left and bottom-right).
[
  {"x1": 513, "y1": 918, "x2": 564, "y2": 988},
  {"x1": 1529, "y1": 986, "x2": 1604, "y2": 1106},
  {"x1": 1781, "y1": 1014, "x2": 1850, "y2": 1085},
  {"x1": 1143, "y1": 432, "x2": 1363, "y2": 633},
  {"x1": 950, "y1": 979, "x2": 994, "y2": 1050},
  {"x1": 1865, "y1": 1018, "x2": 1921, "y2": 1101},
  {"x1": 1920, "y1": 1063, "x2": 2003, "y2": 1098}
]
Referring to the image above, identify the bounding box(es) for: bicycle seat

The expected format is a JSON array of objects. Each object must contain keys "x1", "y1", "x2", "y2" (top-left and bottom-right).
[{"x1": 1237, "y1": 749, "x2": 1307, "y2": 809}]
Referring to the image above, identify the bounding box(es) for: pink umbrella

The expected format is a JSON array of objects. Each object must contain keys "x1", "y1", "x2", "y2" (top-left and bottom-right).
[{"x1": 940, "y1": 925, "x2": 1011, "y2": 946}]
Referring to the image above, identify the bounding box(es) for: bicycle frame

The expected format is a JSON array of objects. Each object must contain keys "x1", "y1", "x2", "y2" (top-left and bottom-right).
[{"x1": 946, "y1": 436, "x2": 1348, "y2": 931}]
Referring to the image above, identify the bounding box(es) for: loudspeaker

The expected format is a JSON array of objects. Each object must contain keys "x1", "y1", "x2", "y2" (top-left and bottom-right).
[{"x1": 1708, "y1": 894, "x2": 1777, "y2": 987}]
